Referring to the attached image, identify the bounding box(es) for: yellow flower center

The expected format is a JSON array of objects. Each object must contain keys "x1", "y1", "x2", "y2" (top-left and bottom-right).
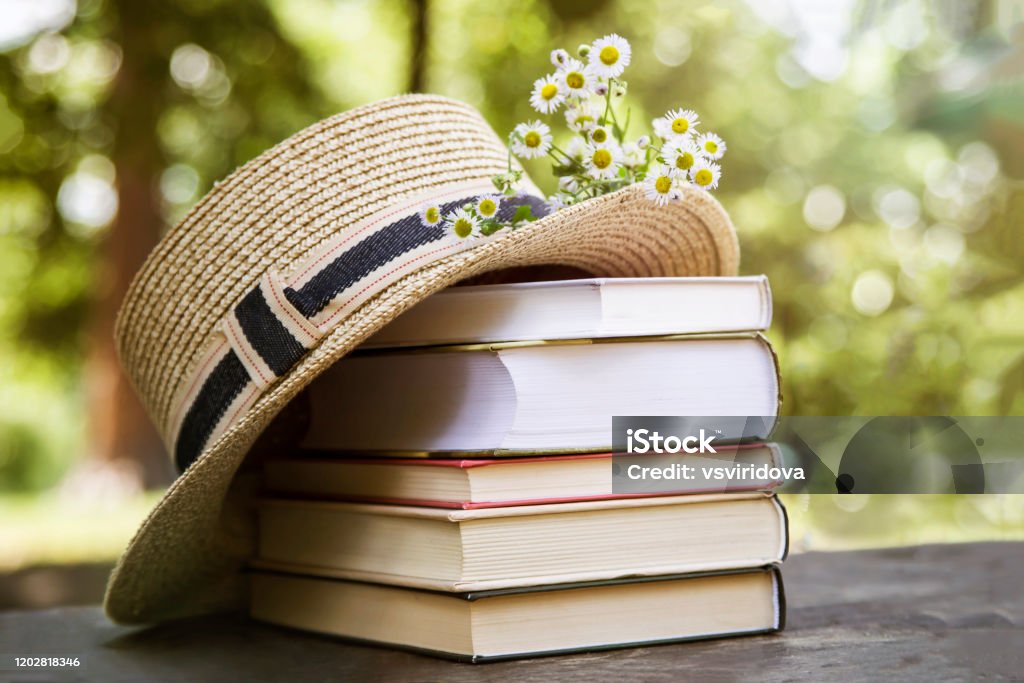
[
  {"x1": 591, "y1": 128, "x2": 608, "y2": 143},
  {"x1": 524, "y1": 131, "x2": 542, "y2": 148},
  {"x1": 478, "y1": 198, "x2": 497, "y2": 217},
  {"x1": 574, "y1": 114, "x2": 594, "y2": 128},
  {"x1": 694, "y1": 169, "x2": 713, "y2": 186},
  {"x1": 541, "y1": 83, "x2": 558, "y2": 100},
  {"x1": 675, "y1": 152, "x2": 694, "y2": 170},
  {"x1": 671, "y1": 117, "x2": 689, "y2": 134},
  {"x1": 705, "y1": 140, "x2": 718, "y2": 154},
  {"x1": 655, "y1": 176, "x2": 672, "y2": 194},
  {"x1": 599, "y1": 45, "x2": 620, "y2": 65},
  {"x1": 592, "y1": 148, "x2": 612, "y2": 169},
  {"x1": 453, "y1": 217, "x2": 474, "y2": 238},
  {"x1": 566, "y1": 71, "x2": 585, "y2": 89},
  {"x1": 424, "y1": 207, "x2": 440, "y2": 224}
]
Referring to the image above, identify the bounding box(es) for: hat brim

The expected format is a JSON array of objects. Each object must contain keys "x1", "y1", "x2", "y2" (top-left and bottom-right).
[{"x1": 104, "y1": 183, "x2": 738, "y2": 624}]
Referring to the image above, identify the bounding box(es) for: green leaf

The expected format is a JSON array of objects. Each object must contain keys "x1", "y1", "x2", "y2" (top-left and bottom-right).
[
  {"x1": 552, "y1": 164, "x2": 580, "y2": 177},
  {"x1": 480, "y1": 219, "x2": 503, "y2": 236},
  {"x1": 512, "y1": 204, "x2": 537, "y2": 223}
]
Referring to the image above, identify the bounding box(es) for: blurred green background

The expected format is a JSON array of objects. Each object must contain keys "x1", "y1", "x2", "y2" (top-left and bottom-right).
[{"x1": 1, "y1": 0, "x2": 1022, "y2": 608}]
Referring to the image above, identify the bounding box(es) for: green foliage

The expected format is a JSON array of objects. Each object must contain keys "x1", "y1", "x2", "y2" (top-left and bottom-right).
[
  {"x1": 1, "y1": 0, "x2": 1023, "y2": 501},
  {"x1": 0, "y1": 0, "x2": 331, "y2": 492},
  {"x1": 512, "y1": 204, "x2": 537, "y2": 224}
]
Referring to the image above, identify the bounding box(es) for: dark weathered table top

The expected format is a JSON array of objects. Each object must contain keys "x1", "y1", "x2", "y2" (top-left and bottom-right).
[{"x1": 1, "y1": 542, "x2": 1022, "y2": 682}]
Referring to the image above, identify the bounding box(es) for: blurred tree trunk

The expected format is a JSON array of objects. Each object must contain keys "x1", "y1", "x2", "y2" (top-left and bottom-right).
[
  {"x1": 81, "y1": 0, "x2": 170, "y2": 489},
  {"x1": 409, "y1": 0, "x2": 428, "y2": 91}
]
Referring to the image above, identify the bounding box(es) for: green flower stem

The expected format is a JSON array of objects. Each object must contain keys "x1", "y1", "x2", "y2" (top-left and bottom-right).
[
  {"x1": 548, "y1": 143, "x2": 581, "y2": 169},
  {"x1": 569, "y1": 184, "x2": 590, "y2": 201},
  {"x1": 602, "y1": 78, "x2": 623, "y2": 142},
  {"x1": 563, "y1": 175, "x2": 629, "y2": 204},
  {"x1": 601, "y1": 81, "x2": 613, "y2": 124},
  {"x1": 547, "y1": 142, "x2": 578, "y2": 165},
  {"x1": 587, "y1": 178, "x2": 630, "y2": 192}
]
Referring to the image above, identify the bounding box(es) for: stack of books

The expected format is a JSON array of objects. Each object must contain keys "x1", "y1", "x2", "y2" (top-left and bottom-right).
[{"x1": 249, "y1": 276, "x2": 788, "y2": 662}]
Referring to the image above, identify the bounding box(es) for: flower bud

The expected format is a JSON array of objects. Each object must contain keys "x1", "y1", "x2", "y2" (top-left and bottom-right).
[
  {"x1": 594, "y1": 83, "x2": 609, "y2": 97},
  {"x1": 577, "y1": 44, "x2": 591, "y2": 58},
  {"x1": 614, "y1": 84, "x2": 627, "y2": 98},
  {"x1": 637, "y1": 135, "x2": 650, "y2": 150},
  {"x1": 550, "y1": 48, "x2": 569, "y2": 66}
]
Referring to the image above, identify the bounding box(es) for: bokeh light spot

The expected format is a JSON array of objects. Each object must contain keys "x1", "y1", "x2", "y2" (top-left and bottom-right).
[
  {"x1": 803, "y1": 184, "x2": 846, "y2": 231},
  {"x1": 852, "y1": 270, "x2": 894, "y2": 316}
]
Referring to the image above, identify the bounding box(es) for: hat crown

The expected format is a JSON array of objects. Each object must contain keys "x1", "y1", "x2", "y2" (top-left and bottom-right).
[{"x1": 116, "y1": 95, "x2": 523, "y2": 450}]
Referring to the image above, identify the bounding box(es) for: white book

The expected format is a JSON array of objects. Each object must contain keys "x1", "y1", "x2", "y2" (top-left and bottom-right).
[
  {"x1": 364, "y1": 276, "x2": 772, "y2": 348},
  {"x1": 253, "y1": 493, "x2": 789, "y2": 592},
  {"x1": 300, "y1": 335, "x2": 780, "y2": 454},
  {"x1": 250, "y1": 567, "x2": 784, "y2": 661}
]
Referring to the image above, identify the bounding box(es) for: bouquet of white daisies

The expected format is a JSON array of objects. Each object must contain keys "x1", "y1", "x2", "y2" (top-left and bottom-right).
[{"x1": 432, "y1": 33, "x2": 726, "y2": 239}]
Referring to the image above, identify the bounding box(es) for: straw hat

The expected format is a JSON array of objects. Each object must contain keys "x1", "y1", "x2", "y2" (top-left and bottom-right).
[{"x1": 105, "y1": 94, "x2": 738, "y2": 623}]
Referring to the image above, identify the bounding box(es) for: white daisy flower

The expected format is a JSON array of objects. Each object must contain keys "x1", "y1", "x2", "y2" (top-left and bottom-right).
[
  {"x1": 419, "y1": 203, "x2": 443, "y2": 227},
  {"x1": 557, "y1": 58, "x2": 596, "y2": 99},
  {"x1": 558, "y1": 175, "x2": 580, "y2": 193},
  {"x1": 583, "y1": 142, "x2": 621, "y2": 180},
  {"x1": 547, "y1": 192, "x2": 572, "y2": 211},
  {"x1": 565, "y1": 136, "x2": 587, "y2": 160},
  {"x1": 643, "y1": 165, "x2": 682, "y2": 206},
  {"x1": 653, "y1": 108, "x2": 700, "y2": 139},
  {"x1": 530, "y1": 74, "x2": 566, "y2": 114},
  {"x1": 689, "y1": 159, "x2": 721, "y2": 191},
  {"x1": 696, "y1": 132, "x2": 726, "y2": 160},
  {"x1": 475, "y1": 195, "x2": 501, "y2": 219},
  {"x1": 661, "y1": 138, "x2": 700, "y2": 174},
  {"x1": 564, "y1": 101, "x2": 600, "y2": 132},
  {"x1": 550, "y1": 48, "x2": 570, "y2": 67},
  {"x1": 510, "y1": 120, "x2": 552, "y2": 159},
  {"x1": 621, "y1": 141, "x2": 644, "y2": 168},
  {"x1": 446, "y1": 207, "x2": 481, "y2": 239},
  {"x1": 588, "y1": 33, "x2": 632, "y2": 78},
  {"x1": 589, "y1": 125, "x2": 613, "y2": 145}
]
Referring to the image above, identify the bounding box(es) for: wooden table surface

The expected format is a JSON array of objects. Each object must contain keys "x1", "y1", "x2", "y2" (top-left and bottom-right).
[{"x1": 1, "y1": 542, "x2": 1022, "y2": 682}]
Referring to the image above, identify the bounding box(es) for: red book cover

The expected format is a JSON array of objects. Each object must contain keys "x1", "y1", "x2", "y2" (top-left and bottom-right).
[{"x1": 264, "y1": 444, "x2": 783, "y2": 509}]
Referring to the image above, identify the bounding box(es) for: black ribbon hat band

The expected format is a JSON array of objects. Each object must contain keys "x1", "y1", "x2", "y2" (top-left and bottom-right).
[{"x1": 171, "y1": 189, "x2": 549, "y2": 473}]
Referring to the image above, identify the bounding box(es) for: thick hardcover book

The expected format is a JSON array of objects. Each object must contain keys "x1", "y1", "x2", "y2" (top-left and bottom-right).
[
  {"x1": 364, "y1": 276, "x2": 773, "y2": 348},
  {"x1": 297, "y1": 335, "x2": 780, "y2": 454},
  {"x1": 249, "y1": 566, "x2": 786, "y2": 662},
  {"x1": 253, "y1": 493, "x2": 789, "y2": 591},
  {"x1": 263, "y1": 443, "x2": 785, "y2": 508}
]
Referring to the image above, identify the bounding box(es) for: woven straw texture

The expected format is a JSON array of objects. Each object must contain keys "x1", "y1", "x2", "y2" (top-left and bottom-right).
[{"x1": 106, "y1": 94, "x2": 739, "y2": 623}]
